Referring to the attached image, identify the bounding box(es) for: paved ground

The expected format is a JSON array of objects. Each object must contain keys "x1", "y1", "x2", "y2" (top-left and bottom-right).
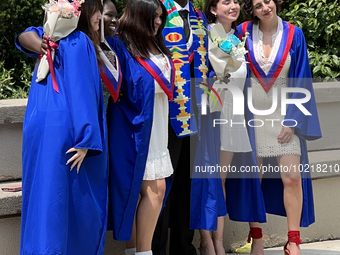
[{"x1": 227, "y1": 240, "x2": 340, "y2": 255}]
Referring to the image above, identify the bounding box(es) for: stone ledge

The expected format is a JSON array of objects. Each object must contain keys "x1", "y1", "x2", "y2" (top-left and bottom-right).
[
  {"x1": 0, "y1": 99, "x2": 27, "y2": 124},
  {"x1": 309, "y1": 150, "x2": 340, "y2": 179},
  {"x1": 313, "y1": 82, "x2": 340, "y2": 104},
  {"x1": 0, "y1": 181, "x2": 22, "y2": 217}
]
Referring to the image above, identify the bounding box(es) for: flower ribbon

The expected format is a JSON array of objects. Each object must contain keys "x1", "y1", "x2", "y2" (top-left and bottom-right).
[{"x1": 39, "y1": 36, "x2": 59, "y2": 93}]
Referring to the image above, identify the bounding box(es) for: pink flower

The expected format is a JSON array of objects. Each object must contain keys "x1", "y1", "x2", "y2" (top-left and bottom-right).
[{"x1": 49, "y1": 5, "x2": 60, "y2": 12}]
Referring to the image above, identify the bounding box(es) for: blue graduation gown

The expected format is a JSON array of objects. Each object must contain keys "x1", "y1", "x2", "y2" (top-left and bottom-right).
[
  {"x1": 105, "y1": 36, "x2": 172, "y2": 241},
  {"x1": 190, "y1": 109, "x2": 228, "y2": 231},
  {"x1": 16, "y1": 28, "x2": 108, "y2": 254},
  {"x1": 190, "y1": 23, "x2": 269, "y2": 231},
  {"x1": 227, "y1": 22, "x2": 322, "y2": 226}
]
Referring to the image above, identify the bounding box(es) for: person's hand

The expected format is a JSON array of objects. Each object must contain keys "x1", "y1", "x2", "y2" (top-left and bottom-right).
[
  {"x1": 66, "y1": 148, "x2": 88, "y2": 173},
  {"x1": 277, "y1": 126, "x2": 294, "y2": 144},
  {"x1": 222, "y1": 73, "x2": 231, "y2": 84},
  {"x1": 213, "y1": 74, "x2": 230, "y2": 84},
  {"x1": 40, "y1": 35, "x2": 48, "y2": 55}
]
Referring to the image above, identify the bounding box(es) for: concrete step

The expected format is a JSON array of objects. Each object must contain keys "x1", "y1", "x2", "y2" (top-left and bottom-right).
[
  {"x1": 227, "y1": 240, "x2": 340, "y2": 254},
  {"x1": 0, "y1": 181, "x2": 22, "y2": 217}
]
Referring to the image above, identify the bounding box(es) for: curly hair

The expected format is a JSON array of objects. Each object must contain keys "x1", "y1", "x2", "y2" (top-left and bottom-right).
[{"x1": 242, "y1": 0, "x2": 283, "y2": 24}]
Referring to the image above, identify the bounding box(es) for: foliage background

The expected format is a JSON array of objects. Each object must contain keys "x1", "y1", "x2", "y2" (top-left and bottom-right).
[
  {"x1": 0, "y1": 0, "x2": 45, "y2": 99},
  {"x1": 192, "y1": 0, "x2": 340, "y2": 81},
  {"x1": 0, "y1": 0, "x2": 339, "y2": 98}
]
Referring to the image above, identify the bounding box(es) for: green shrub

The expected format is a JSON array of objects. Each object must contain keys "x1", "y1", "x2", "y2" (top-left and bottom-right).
[
  {"x1": 191, "y1": 0, "x2": 204, "y2": 10},
  {"x1": 0, "y1": 61, "x2": 30, "y2": 99},
  {"x1": 0, "y1": 61, "x2": 15, "y2": 99},
  {"x1": 0, "y1": 0, "x2": 45, "y2": 92},
  {"x1": 192, "y1": 0, "x2": 340, "y2": 80},
  {"x1": 0, "y1": 0, "x2": 339, "y2": 100},
  {"x1": 115, "y1": 0, "x2": 127, "y2": 18},
  {"x1": 281, "y1": 0, "x2": 340, "y2": 80}
]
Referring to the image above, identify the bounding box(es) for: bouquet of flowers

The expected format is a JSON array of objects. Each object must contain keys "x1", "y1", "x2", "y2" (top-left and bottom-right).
[
  {"x1": 207, "y1": 23, "x2": 248, "y2": 112},
  {"x1": 208, "y1": 23, "x2": 248, "y2": 80},
  {"x1": 36, "y1": 0, "x2": 84, "y2": 92}
]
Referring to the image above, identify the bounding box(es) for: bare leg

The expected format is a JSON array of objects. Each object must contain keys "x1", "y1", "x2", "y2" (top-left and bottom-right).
[
  {"x1": 199, "y1": 230, "x2": 215, "y2": 255},
  {"x1": 126, "y1": 216, "x2": 137, "y2": 248},
  {"x1": 126, "y1": 195, "x2": 141, "y2": 250},
  {"x1": 136, "y1": 179, "x2": 166, "y2": 252},
  {"x1": 249, "y1": 157, "x2": 264, "y2": 255},
  {"x1": 212, "y1": 216, "x2": 226, "y2": 255},
  {"x1": 278, "y1": 155, "x2": 302, "y2": 255},
  {"x1": 210, "y1": 150, "x2": 233, "y2": 255}
]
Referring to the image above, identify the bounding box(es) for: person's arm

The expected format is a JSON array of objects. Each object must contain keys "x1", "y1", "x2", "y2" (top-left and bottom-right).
[
  {"x1": 15, "y1": 26, "x2": 45, "y2": 58},
  {"x1": 18, "y1": 31, "x2": 46, "y2": 55}
]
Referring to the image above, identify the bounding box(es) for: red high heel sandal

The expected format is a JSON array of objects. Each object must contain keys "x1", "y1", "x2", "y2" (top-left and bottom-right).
[
  {"x1": 284, "y1": 231, "x2": 302, "y2": 255},
  {"x1": 247, "y1": 227, "x2": 263, "y2": 243}
]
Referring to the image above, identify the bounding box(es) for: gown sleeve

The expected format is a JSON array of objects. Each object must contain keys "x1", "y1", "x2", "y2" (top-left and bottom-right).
[
  {"x1": 61, "y1": 32, "x2": 105, "y2": 157},
  {"x1": 286, "y1": 27, "x2": 322, "y2": 141}
]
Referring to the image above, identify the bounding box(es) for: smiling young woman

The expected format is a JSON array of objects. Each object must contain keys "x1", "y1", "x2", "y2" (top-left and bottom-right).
[
  {"x1": 232, "y1": 0, "x2": 322, "y2": 255},
  {"x1": 103, "y1": 0, "x2": 118, "y2": 37},
  {"x1": 106, "y1": 1, "x2": 174, "y2": 255},
  {"x1": 199, "y1": 1, "x2": 254, "y2": 255}
]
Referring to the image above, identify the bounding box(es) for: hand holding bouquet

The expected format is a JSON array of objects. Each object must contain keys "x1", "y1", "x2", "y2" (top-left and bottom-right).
[
  {"x1": 207, "y1": 23, "x2": 248, "y2": 112},
  {"x1": 37, "y1": 0, "x2": 84, "y2": 92},
  {"x1": 208, "y1": 23, "x2": 248, "y2": 79}
]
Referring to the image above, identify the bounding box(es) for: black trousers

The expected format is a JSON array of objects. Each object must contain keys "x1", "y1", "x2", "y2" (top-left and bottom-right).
[{"x1": 152, "y1": 124, "x2": 198, "y2": 255}]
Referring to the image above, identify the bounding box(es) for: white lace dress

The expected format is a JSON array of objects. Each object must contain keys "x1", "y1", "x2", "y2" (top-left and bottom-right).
[
  {"x1": 251, "y1": 22, "x2": 301, "y2": 158},
  {"x1": 143, "y1": 53, "x2": 174, "y2": 180},
  {"x1": 220, "y1": 29, "x2": 252, "y2": 152}
]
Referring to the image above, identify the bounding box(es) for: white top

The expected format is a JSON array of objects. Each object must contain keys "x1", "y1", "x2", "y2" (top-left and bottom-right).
[
  {"x1": 98, "y1": 40, "x2": 119, "y2": 79},
  {"x1": 252, "y1": 17, "x2": 283, "y2": 75}
]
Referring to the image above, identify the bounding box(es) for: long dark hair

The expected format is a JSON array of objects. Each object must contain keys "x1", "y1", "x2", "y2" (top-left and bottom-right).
[
  {"x1": 117, "y1": 0, "x2": 171, "y2": 59},
  {"x1": 77, "y1": 0, "x2": 103, "y2": 60},
  {"x1": 242, "y1": 0, "x2": 283, "y2": 24},
  {"x1": 204, "y1": 0, "x2": 237, "y2": 30}
]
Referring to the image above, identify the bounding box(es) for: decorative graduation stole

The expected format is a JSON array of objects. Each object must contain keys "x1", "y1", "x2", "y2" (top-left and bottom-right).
[
  {"x1": 161, "y1": 0, "x2": 209, "y2": 137},
  {"x1": 136, "y1": 56, "x2": 175, "y2": 101},
  {"x1": 242, "y1": 19, "x2": 295, "y2": 93},
  {"x1": 98, "y1": 40, "x2": 122, "y2": 108}
]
